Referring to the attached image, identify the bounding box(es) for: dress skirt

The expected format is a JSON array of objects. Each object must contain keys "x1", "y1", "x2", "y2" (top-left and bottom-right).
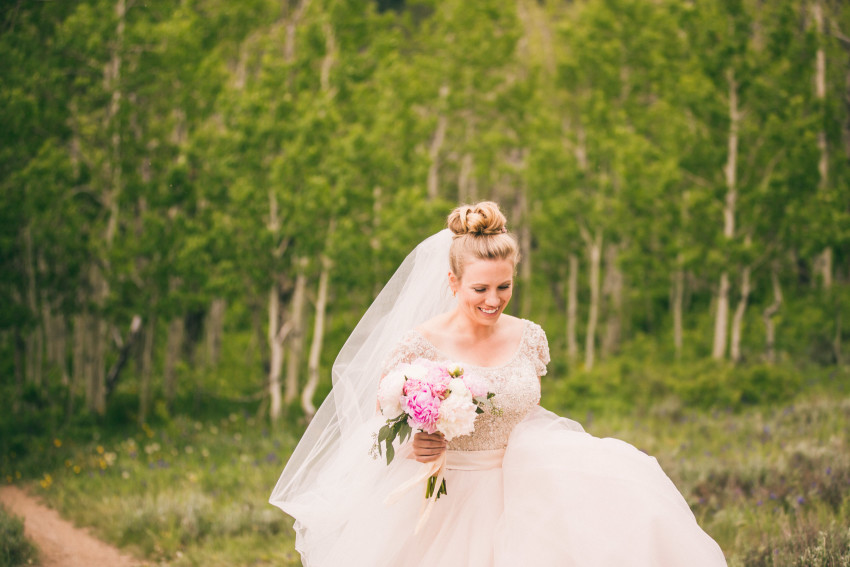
[{"x1": 273, "y1": 406, "x2": 728, "y2": 567}]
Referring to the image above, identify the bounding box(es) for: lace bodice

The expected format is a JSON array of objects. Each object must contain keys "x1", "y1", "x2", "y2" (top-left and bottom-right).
[{"x1": 380, "y1": 319, "x2": 548, "y2": 451}]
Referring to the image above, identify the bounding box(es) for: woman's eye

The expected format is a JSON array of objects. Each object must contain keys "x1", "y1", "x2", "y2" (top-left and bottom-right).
[
  {"x1": 499, "y1": 285, "x2": 511, "y2": 290},
  {"x1": 473, "y1": 288, "x2": 485, "y2": 293}
]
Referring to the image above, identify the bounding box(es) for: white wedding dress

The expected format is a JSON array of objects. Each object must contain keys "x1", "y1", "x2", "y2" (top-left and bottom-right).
[{"x1": 274, "y1": 319, "x2": 727, "y2": 566}]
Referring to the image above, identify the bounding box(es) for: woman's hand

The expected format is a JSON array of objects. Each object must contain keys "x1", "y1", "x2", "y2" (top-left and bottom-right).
[{"x1": 411, "y1": 432, "x2": 446, "y2": 463}]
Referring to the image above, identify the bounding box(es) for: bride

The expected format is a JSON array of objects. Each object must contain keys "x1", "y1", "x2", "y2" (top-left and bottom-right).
[{"x1": 270, "y1": 201, "x2": 727, "y2": 566}]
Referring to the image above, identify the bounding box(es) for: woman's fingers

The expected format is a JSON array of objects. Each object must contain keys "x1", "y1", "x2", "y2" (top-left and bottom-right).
[{"x1": 411, "y1": 432, "x2": 446, "y2": 462}]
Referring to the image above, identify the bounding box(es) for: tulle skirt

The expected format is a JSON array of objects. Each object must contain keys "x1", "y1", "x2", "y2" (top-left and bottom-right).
[{"x1": 275, "y1": 407, "x2": 727, "y2": 566}]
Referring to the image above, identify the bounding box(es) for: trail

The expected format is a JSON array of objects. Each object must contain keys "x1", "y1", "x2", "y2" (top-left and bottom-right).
[{"x1": 0, "y1": 486, "x2": 144, "y2": 567}]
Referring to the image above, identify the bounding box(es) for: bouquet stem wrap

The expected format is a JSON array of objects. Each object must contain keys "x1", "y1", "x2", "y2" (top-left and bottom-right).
[
  {"x1": 384, "y1": 452, "x2": 447, "y2": 534},
  {"x1": 385, "y1": 448, "x2": 506, "y2": 533}
]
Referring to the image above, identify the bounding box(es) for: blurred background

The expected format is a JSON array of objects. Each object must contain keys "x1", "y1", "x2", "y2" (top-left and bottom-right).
[{"x1": 1, "y1": 0, "x2": 848, "y2": 566}]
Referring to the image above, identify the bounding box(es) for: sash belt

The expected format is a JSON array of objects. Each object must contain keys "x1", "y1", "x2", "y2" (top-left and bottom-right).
[{"x1": 445, "y1": 448, "x2": 505, "y2": 470}]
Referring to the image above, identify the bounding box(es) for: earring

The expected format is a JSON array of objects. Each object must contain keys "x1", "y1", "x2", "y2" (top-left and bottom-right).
[{"x1": 452, "y1": 290, "x2": 457, "y2": 297}]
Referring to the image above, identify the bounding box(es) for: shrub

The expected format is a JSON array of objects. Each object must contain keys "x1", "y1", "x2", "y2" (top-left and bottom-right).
[{"x1": 0, "y1": 504, "x2": 38, "y2": 567}]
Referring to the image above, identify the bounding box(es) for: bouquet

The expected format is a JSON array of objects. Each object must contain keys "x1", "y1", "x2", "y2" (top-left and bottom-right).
[{"x1": 373, "y1": 358, "x2": 496, "y2": 501}]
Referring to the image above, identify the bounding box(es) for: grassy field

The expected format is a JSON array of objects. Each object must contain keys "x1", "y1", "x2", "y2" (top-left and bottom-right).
[
  {"x1": 3, "y1": 384, "x2": 849, "y2": 566},
  {"x1": 0, "y1": 504, "x2": 38, "y2": 567}
]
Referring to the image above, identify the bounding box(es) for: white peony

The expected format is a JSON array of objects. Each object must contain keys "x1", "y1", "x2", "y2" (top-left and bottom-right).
[
  {"x1": 447, "y1": 378, "x2": 472, "y2": 401},
  {"x1": 436, "y1": 394, "x2": 478, "y2": 441},
  {"x1": 377, "y1": 370, "x2": 406, "y2": 417},
  {"x1": 402, "y1": 361, "x2": 429, "y2": 381}
]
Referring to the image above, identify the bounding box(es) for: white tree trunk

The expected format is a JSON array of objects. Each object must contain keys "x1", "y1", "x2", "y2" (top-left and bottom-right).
[
  {"x1": 104, "y1": 0, "x2": 124, "y2": 247},
  {"x1": 427, "y1": 85, "x2": 450, "y2": 201},
  {"x1": 72, "y1": 311, "x2": 87, "y2": 400},
  {"x1": 91, "y1": 318, "x2": 108, "y2": 414},
  {"x1": 13, "y1": 330, "x2": 24, "y2": 413},
  {"x1": 713, "y1": 68, "x2": 739, "y2": 360},
  {"x1": 601, "y1": 243, "x2": 623, "y2": 357},
  {"x1": 23, "y1": 227, "x2": 42, "y2": 385},
  {"x1": 583, "y1": 228, "x2": 602, "y2": 371},
  {"x1": 284, "y1": 0, "x2": 311, "y2": 88},
  {"x1": 138, "y1": 313, "x2": 155, "y2": 425},
  {"x1": 303, "y1": 256, "x2": 331, "y2": 419},
  {"x1": 268, "y1": 283, "x2": 290, "y2": 423},
  {"x1": 519, "y1": 189, "x2": 532, "y2": 317},
  {"x1": 285, "y1": 259, "x2": 309, "y2": 405},
  {"x1": 458, "y1": 153, "x2": 476, "y2": 203},
  {"x1": 762, "y1": 265, "x2": 783, "y2": 364},
  {"x1": 672, "y1": 259, "x2": 684, "y2": 360},
  {"x1": 812, "y1": 1, "x2": 833, "y2": 289},
  {"x1": 713, "y1": 272, "x2": 731, "y2": 360},
  {"x1": 730, "y1": 266, "x2": 752, "y2": 363},
  {"x1": 567, "y1": 253, "x2": 579, "y2": 363},
  {"x1": 163, "y1": 316, "x2": 184, "y2": 407},
  {"x1": 372, "y1": 186, "x2": 383, "y2": 295},
  {"x1": 43, "y1": 304, "x2": 68, "y2": 386},
  {"x1": 205, "y1": 298, "x2": 226, "y2": 368}
]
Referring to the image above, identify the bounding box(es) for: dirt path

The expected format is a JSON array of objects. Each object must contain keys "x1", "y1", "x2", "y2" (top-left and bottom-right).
[{"x1": 0, "y1": 486, "x2": 144, "y2": 567}]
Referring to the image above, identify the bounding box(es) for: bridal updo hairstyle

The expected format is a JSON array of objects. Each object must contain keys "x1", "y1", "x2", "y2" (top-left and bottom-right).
[{"x1": 447, "y1": 201, "x2": 519, "y2": 280}]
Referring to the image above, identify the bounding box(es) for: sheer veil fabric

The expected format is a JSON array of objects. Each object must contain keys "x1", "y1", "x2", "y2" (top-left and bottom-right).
[{"x1": 269, "y1": 229, "x2": 456, "y2": 519}]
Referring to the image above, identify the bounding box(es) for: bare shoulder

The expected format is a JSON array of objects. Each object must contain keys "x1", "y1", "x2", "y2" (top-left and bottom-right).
[{"x1": 496, "y1": 314, "x2": 527, "y2": 338}]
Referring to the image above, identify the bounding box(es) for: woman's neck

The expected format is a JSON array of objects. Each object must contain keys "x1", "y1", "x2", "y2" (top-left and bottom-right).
[{"x1": 446, "y1": 309, "x2": 501, "y2": 340}]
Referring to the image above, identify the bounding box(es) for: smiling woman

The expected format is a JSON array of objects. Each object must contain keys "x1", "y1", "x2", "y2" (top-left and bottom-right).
[
  {"x1": 417, "y1": 203, "x2": 523, "y2": 368},
  {"x1": 270, "y1": 201, "x2": 728, "y2": 567}
]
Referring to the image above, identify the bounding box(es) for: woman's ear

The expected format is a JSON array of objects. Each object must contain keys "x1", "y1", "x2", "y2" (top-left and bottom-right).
[{"x1": 448, "y1": 270, "x2": 458, "y2": 294}]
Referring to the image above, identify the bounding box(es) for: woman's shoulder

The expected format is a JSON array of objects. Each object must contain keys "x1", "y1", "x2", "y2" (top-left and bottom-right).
[
  {"x1": 415, "y1": 312, "x2": 452, "y2": 337},
  {"x1": 519, "y1": 318, "x2": 546, "y2": 341},
  {"x1": 380, "y1": 328, "x2": 432, "y2": 377},
  {"x1": 517, "y1": 318, "x2": 550, "y2": 375}
]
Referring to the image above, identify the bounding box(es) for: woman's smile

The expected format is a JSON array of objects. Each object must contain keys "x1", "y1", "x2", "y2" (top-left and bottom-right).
[{"x1": 450, "y1": 258, "x2": 515, "y2": 326}]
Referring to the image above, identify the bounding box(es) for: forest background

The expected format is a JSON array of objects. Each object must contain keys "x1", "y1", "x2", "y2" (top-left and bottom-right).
[{"x1": 1, "y1": 0, "x2": 849, "y2": 566}]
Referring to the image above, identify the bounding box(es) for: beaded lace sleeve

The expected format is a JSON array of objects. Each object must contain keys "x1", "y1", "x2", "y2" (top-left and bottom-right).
[
  {"x1": 527, "y1": 322, "x2": 550, "y2": 377},
  {"x1": 379, "y1": 330, "x2": 422, "y2": 380}
]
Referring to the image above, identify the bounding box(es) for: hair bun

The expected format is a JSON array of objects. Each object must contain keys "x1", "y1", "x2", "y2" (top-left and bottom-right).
[{"x1": 447, "y1": 201, "x2": 507, "y2": 237}]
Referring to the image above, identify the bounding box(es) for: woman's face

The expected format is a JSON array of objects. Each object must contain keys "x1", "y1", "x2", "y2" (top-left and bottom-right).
[{"x1": 450, "y1": 258, "x2": 514, "y2": 326}]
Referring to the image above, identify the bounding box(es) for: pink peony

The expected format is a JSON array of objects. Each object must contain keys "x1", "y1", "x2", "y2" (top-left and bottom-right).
[
  {"x1": 462, "y1": 374, "x2": 489, "y2": 399},
  {"x1": 404, "y1": 387, "x2": 441, "y2": 434}
]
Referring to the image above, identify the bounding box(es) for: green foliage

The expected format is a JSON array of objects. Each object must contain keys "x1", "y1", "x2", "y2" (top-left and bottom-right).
[
  {"x1": 0, "y1": 505, "x2": 38, "y2": 567},
  {"x1": 0, "y1": 2, "x2": 849, "y2": 562},
  {"x1": 2, "y1": 0, "x2": 849, "y2": 422},
  {"x1": 542, "y1": 350, "x2": 833, "y2": 419}
]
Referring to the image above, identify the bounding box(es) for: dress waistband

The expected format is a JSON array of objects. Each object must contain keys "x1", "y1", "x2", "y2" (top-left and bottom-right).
[{"x1": 445, "y1": 448, "x2": 505, "y2": 471}]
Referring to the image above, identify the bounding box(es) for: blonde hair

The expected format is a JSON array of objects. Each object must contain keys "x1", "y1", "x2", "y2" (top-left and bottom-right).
[{"x1": 447, "y1": 201, "x2": 520, "y2": 279}]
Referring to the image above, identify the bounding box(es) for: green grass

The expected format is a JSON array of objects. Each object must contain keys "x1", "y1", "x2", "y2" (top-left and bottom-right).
[
  {"x1": 577, "y1": 397, "x2": 850, "y2": 566},
  {"x1": 3, "y1": 411, "x2": 303, "y2": 566},
  {"x1": 2, "y1": 375, "x2": 849, "y2": 566},
  {"x1": 0, "y1": 504, "x2": 37, "y2": 567}
]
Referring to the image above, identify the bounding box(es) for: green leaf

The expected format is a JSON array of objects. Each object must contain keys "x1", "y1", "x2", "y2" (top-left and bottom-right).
[{"x1": 398, "y1": 421, "x2": 412, "y2": 444}]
